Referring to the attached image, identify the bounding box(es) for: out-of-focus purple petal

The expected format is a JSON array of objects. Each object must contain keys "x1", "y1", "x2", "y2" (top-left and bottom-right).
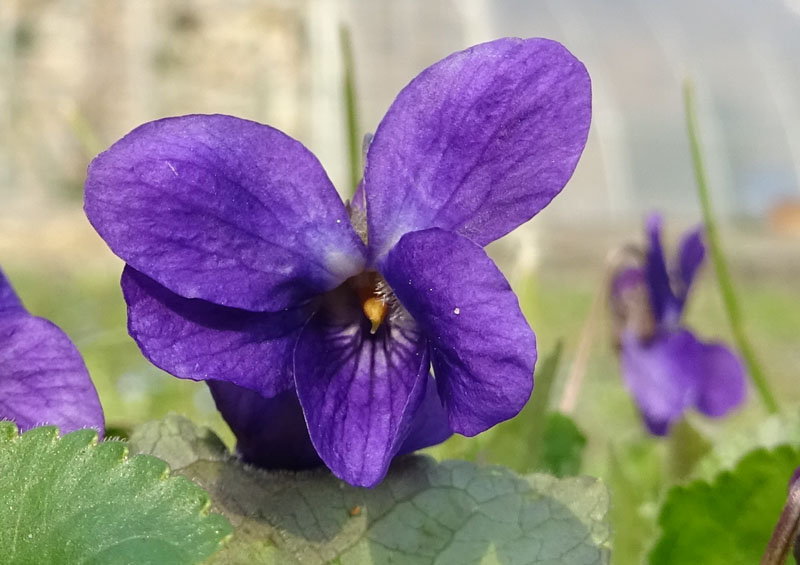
[
  {"x1": 0, "y1": 268, "x2": 23, "y2": 314},
  {"x1": 122, "y1": 266, "x2": 309, "y2": 397},
  {"x1": 208, "y1": 381, "x2": 322, "y2": 470},
  {"x1": 644, "y1": 213, "x2": 678, "y2": 324},
  {"x1": 364, "y1": 38, "x2": 591, "y2": 260},
  {"x1": 86, "y1": 114, "x2": 366, "y2": 312},
  {"x1": 397, "y1": 375, "x2": 453, "y2": 454},
  {"x1": 692, "y1": 339, "x2": 747, "y2": 418},
  {"x1": 676, "y1": 226, "x2": 705, "y2": 302},
  {"x1": 619, "y1": 330, "x2": 698, "y2": 436},
  {"x1": 610, "y1": 266, "x2": 646, "y2": 320},
  {"x1": 611, "y1": 267, "x2": 645, "y2": 303},
  {"x1": 294, "y1": 312, "x2": 429, "y2": 487},
  {"x1": 382, "y1": 228, "x2": 535, "y2": 436},
  {"x1": 0, "y1": 315, "x2": 104, "y2": 435}
]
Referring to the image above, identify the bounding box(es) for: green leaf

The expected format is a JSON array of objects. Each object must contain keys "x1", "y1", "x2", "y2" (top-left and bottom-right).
[
  {"x1": 0, "y1": 421, "x2": 231, "y2": 565},
  {"x1": 131, "y1": 415, "x2": 612, "y2": 564},
  {"x1": 650, "y1": 445, "x2": 800, "y2": 564},
  {"x1": 541, "y1": 412, "x2": 587, "y2": 478}
]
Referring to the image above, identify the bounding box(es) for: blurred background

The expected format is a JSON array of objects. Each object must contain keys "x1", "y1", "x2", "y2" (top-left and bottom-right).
[{"x1": 0, "y1": 1, "x2": 798, "y2": 559}]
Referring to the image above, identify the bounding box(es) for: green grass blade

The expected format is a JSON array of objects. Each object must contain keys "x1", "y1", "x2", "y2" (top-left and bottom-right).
[
  {"x1": 339, "y1": 25, "x2": 361, "y2": 198},
  {"x1": 683, "y1": 82, "x2": 778, "y2": 414}
]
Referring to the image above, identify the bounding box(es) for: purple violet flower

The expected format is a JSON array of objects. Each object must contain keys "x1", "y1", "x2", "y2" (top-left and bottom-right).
[
  {"x1": 610, "y1": 214, "x2": 746, "y2": 436},
  {"x1": 0, "y1": 268, "x2": 104, "y2": 435},
  {"x1": 84, "y1": 38, "x2": 591, "y2": 486}
]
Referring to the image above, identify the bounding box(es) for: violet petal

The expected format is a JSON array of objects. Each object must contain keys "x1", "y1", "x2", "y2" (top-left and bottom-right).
[
  {"x1": 676, "y1": 226, "x2": 705, "y2": 304},
  {"x1": 644, "y1": 213, "x2": 679, "y2": 323},
  {"x1": 611, "y1": 267, "x2": 645, "y2": 301},
  {"x1": 364, "y1": 38, "x2": 591, "y2": 260},
  {"x1": 294, "y1": 313, "x2": 429, "y2": 487},
  {"x1": 0, "y1": 314, "x2": 104, "y2": 435},
  {"x1": 208, "y1": 381, "x2": 322, "y2": 470},
  {"x1": 396, "y1": 376, "x2": 453, "y2": 454},
  {"x1": 691, "y1": 339, "x2": 747, "y2": 418},
  {"x1": 122, "y1": 266, "x2": 309, "y2": 397},
  {"x1": 382, "y1": 228, "x2": 536, "y2": 436},
  {"x1": 619, "y1": 329, "x2": 699, "y2": 436},
  {"x1": 209, "y1": 375, "x2": 450, "y2": 472},
  {"x1": 86, "y1": 114, "x2": 366, "y2": 312}
]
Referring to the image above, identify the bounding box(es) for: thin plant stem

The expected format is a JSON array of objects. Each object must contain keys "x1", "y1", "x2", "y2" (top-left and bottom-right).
[
  {"x1": 761, "y1": 479, "x2": 800, "y2": 565},
  {"x1": 560, "y1": 246, "x2": 634, "y2": 414},
  {"x1": 683, "y1": 82, "x2": 779, "y2": 414},
  {"x1": 559, "y1": 278, "x2": 603, "y2": 415},
  {"x1": 339, "y1": 25, "x2": 361, "y2": 199}
]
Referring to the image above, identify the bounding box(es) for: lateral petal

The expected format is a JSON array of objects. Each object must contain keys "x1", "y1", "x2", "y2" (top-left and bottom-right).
[
  {"x1": 691, "y1": 339, "x2": 747, "y2": 418},
  {"x1": 86, "y1": 114, "x2": 366, "y2": 312},
  {"x1": 619, "y1": 330, "x2": 699, "y2": 436},
  {"x1": 122, "y1": 266, "x2": 307, "y2": 397},
  {"x1": 381, "y1": 228, "x2": 536, "y2": 436}
]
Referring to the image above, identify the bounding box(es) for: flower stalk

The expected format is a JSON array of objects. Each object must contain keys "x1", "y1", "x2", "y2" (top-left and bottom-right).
[
  {"x1": 339, "y1": 24, "x2": 361, "y2": 198},
  {"x1": 761, "y1": 475, "x2": 800, "y2": 565},
  {"x1": 683, "y1": 82, "x2": 779, "y2": 414}
]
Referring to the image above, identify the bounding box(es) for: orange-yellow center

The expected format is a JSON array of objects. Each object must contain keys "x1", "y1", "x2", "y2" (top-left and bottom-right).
[
  {"x1": 352, "y1": 271, "x2": 389, "y2": 334},
  {"x1": 362, "y1": 296, "x2": 387, "y2": 334}
]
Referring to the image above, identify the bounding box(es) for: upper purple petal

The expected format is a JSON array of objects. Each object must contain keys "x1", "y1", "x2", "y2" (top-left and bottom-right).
[
  {"x1": 85, "y1": 114, "x2": 366, "y2": 312},
  {"x1": 208, "y1": 381, "x2": 322, "y2": 470},
  {"x1": 122, "y1": 266, "x2": 307, "y2": 397},
  {"x1": 293, "y1": 311, "x2": 429, "y2": 487},
  {"x1": 676, "y1": 226, "x2": 705, "y2": 304},
  {"x1": 644, "y1": 213, "x2": 679, "y2": 324},
  {"x1": 381, "y1": 228, "x2": 536, "y2": 436},
  {"x1": 0, "y1": 313, "x2": 104, "y2": 435},
  {"x1": 364, "y1": 37, "x2": 591, "y2": 260},
  {"x1": 690, "y1": 339, "x2": 747, "y2": 418},
  {"x1": 619, "y1": 329, "x2": 699, "y2": 436}
]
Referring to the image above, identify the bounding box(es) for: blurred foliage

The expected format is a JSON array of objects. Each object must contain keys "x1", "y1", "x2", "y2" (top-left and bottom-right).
[
  {"x1": 541, "y1": 412, "x2": 587, "y2": 478},
  {"x1": 0, "y1": 423, "x2": 231, "y2": 564},
  {"x1": 650, "y1": 446, "x2": 800, "y2": 564},
  {"x1": 130, "y1": 416, "x2": 611, "y2": 565}
]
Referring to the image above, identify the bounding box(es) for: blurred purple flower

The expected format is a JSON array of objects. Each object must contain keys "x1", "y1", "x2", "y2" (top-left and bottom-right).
[
  {"x1": 0, "y1": 268, "x2": 104, "y2": 435},
  {"x1": 610, "y1": 214, "x2": 746, "y2": 435},
  {"x1": 85, "y1": 38, "x2": 591, "y2": 486}
]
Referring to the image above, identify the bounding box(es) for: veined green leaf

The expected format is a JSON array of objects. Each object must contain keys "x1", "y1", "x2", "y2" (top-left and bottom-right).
[
  {"x1": 0, "y1": 422, "x2": 231, "y2": 565},
  {"x1": 131, "y1": 415, "x2": 611, "y2": 565}
]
